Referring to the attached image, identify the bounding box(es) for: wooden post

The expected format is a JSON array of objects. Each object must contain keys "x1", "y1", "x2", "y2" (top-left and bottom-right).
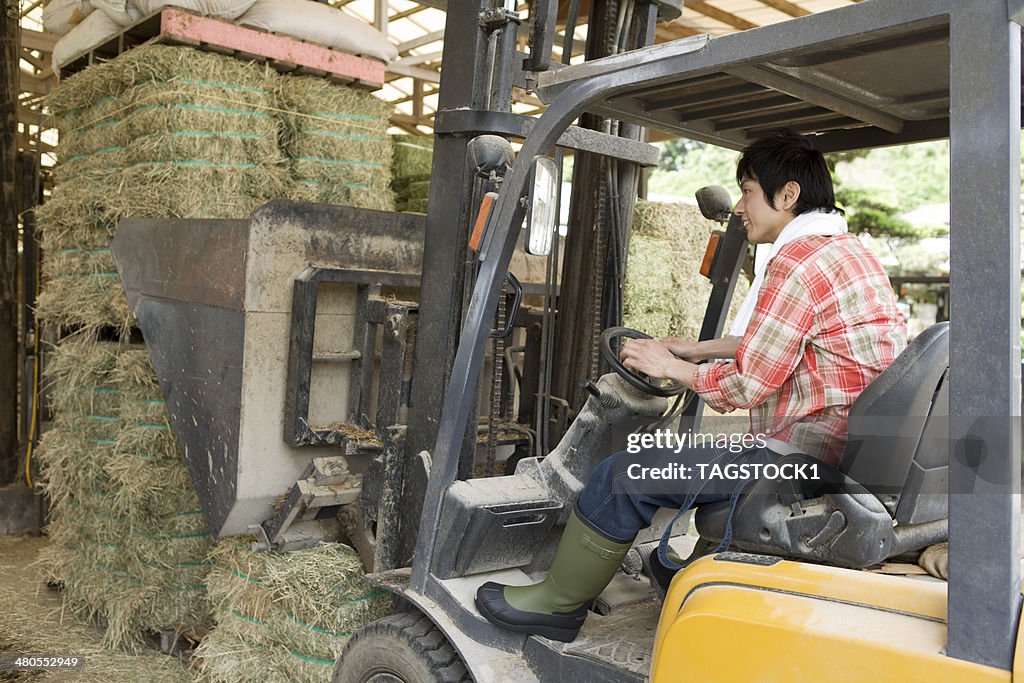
[{"x1": 0, "y1": 0, "x2": 19, "y2": 485}]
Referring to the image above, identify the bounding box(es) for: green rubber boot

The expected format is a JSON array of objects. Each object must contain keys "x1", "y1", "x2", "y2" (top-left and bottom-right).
[{"x1": 475, "y1": 510, "x2": 634, "y2": 642}]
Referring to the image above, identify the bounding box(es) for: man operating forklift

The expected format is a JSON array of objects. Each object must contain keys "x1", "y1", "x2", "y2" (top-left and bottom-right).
[{"x1": 475, "y1": 129, "x2": 909, "y2": 643}]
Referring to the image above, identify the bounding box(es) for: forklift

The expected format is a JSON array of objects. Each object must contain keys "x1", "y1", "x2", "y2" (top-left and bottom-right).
[
  {"x1": 111, "y1": 0, "x2": 1022, "y2": 680},
  {"x1": 330, "y1": 0, "x2": 1023, "y2": 681}
]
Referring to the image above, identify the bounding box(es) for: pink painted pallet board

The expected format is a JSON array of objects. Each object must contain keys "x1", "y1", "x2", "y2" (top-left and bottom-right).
[{"x1": 159, "y1": 8, "x2": 385, "y2": 87}]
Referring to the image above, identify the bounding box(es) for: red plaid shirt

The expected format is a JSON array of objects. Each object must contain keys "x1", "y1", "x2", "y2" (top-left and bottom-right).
[{"x1": 692, "y1": 234, "x2": 907, "y2": 466}]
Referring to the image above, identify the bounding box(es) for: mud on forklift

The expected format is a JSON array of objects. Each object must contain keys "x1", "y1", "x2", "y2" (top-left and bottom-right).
[{"x1": 112, "y1": 0, "x2": 1023, "y2": 681}]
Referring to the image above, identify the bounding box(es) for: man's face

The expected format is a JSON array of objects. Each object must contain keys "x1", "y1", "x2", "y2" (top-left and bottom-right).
[{"x1": 734, "y1": 176, "x2": 795, "y2": 244}]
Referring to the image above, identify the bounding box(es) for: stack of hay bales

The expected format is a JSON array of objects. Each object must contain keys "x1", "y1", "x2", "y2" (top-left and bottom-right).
[
  {"x1": 277, "y1": 77, "x2": 394, "y2": 211},
  {"x1": 34, "y1": 45, "x2": 283, "y2": 650},
  {"x1": 391, "y1": 133, "x2": 433, "y2": 213},
  {"x1": 37, "y1": 338, "x2": 212, "y2": 650},
  {"x1": 624, "y1": 200, "x2": 750, "y2": 341},
  {"x1": 34, "y1": 43, "x2": 396, "y2": 653},
  {"x1": 193, "y1": 540, "x2": 391, "y2": 682}
]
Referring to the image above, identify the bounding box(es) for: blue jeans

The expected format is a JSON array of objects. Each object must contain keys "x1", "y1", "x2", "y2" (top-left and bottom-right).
[{"x1": 576, "y1": 444, "x2": 791, "y2": 568}]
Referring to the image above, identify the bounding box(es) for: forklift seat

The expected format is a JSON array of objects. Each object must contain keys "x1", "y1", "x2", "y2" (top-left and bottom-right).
[{"x1": 695, "y1": 322, "x2": 949, "y2": 568}]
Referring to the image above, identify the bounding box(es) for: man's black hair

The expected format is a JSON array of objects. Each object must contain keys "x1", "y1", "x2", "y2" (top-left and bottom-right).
[{"x1": 736, "y1": 129, "x2": 842, "y2": 216}]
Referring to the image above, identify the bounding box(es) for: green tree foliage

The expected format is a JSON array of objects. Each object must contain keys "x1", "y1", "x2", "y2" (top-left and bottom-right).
[
  {"x1": 649, "y1": 140, "x2": 739, "y2": 200},
  {"x1": 835, "y1": 188, "x2": 946, "y2": 239},
  {"x1": 831, "y1": 140, "x2": 950, "y2": 209}
]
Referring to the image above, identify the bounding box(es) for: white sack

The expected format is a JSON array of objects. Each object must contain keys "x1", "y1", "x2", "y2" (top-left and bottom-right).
[
  {"x1": 52, "y1": 9, "x2": 126, "y2": 68},
  {"x1": 89, "y1": 0, "x2": 141, "y2": 26},
  {"x1": 134, "y1": 0, "x2": 258, "y2": 22},
  {"x1": 238, "y1": 0, "x2": 397, "y2": 63},
  {"x1": 43, "y1": 0, "x2": 95, "y2": 37}
]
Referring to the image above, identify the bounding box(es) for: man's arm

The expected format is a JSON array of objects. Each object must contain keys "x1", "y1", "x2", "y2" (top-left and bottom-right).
[
  {"x1": 660, "y1": 336, "x2": 741, "y2": 362},
  {"x1": 618, "y1": 335, "x2": 741, "y2": 385},
  {"x1": 691, "y1": 258, "x2": 816, "y2": 412}
]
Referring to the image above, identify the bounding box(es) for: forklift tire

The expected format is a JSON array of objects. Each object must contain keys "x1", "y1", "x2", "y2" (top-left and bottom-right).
[{"x1": 334, "y1": 612, "x2": 471, "y2": 683}]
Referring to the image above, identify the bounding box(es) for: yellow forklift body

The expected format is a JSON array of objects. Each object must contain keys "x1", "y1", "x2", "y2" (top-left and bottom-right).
[{"x1": 650, "y1": 555, "x2": 1012, "y2": 682}]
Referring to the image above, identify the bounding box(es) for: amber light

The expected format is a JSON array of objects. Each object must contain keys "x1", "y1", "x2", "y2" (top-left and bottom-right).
[
  {"x1": 700, "y1": 231, "x2": 724, "y2": 279},
  {"x1": 469, "y1": 191, "x2": 498, "y2": 252}
]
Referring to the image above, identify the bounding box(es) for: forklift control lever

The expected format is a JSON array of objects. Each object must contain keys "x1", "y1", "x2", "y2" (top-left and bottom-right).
[{"x1": 581, "y1": 378, "x2": 623, "y2": 410}]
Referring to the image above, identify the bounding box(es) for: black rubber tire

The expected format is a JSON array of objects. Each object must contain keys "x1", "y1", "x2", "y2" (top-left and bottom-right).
[{"x1": 334, "y1": 612, "x2": 472, "y2": 683}]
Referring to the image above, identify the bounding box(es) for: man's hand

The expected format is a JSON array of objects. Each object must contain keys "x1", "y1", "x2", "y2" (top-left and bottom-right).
[{"x1": 619, "y1": 338, "x2": 697, "y2": 388}]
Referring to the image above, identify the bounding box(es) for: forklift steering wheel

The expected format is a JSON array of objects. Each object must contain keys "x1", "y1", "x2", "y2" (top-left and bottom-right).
[{"x1": 599, "y1": 327, "x2": 689, "y2": 398}]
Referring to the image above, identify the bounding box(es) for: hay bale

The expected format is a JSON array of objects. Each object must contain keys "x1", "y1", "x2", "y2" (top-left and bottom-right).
[
  {"x1": 34, "y1": 179, "x2": 117, "y2": 253},
  {"x1": 391, "y1": 134, "x2": 433, "y2": 213},
  {"x1": 194, "y1": 540, "x2": 392, "y2": 683},
  {"x1": 204, "y1": 540, "x2": 388, "y2": 631},
  {"x1": 36, "y1": 247, "x2": 132, "y2": 334},
  {"x1": 47, "y1": 43, "x2": 275, "y2": 119},
  {"x1": 44, "y1": 335, "x2": 121, "y2": 415},
  {"x1": 391, "y1": 134, "x2": 433, "y2": 179},
  {"x1": 624, "y1": 200, "x2": 749, "y2": 341},
  {"x1": 35, "y1": 423, "x2": 117, "y2": 509},
  {"x1": 51, "y1": 552, "x2": 210, "y2": 652},
  {"x1": 275, "y1": 75, "x2": 394, "y2": 210},
  {"x1": 57, "y1": 87, "x2": 280, "y2": 164}
]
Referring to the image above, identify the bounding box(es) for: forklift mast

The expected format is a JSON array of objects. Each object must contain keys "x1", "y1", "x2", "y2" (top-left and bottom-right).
[{"x1": 391, "y1": 0, "x2": 681, "y2": 569}]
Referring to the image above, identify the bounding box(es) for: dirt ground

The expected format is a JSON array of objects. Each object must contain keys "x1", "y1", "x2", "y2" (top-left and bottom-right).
[{"x1": 0, "y1": 535, "x2": 191, "y2": 683}]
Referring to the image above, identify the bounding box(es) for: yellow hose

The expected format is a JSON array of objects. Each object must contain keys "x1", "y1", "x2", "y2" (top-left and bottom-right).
[{"x1": 23, "y1": 231, "x2": 40, "y2": 489}]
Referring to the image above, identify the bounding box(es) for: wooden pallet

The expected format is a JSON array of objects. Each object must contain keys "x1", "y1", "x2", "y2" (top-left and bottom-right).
[{"x1": 58, "y1": 8, "x2": 385, "y2": 90}]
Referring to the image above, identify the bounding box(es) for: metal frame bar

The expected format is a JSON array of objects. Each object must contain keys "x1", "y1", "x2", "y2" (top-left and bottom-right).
[
  {"x1": 679, "y1": 212, "x2": 749, "y2": 429},
  {"x1": 17, "y1": 153, "x2": 38, "y2": 472},
  {"x1": 408, "y1": 0, "x2": 1024, "y2": 671},
  {"x1": 432, "y1": 109, "x2": 659, "y2": 166},
  {"x1": 348, "y1": 284, "x2": 378, "y2": 427},
  {"x1": 946, "y1": 0, "x2": 1022, "y2": 669},
  {"x1": 376, "y1": 299, "x2": 418, "y2": 429},
  {"x1": 404, "y1": 0, "x2": 524, "y2": 565},
  {"x1": 282, "y1": 267, "x2": 419, "y2": 447}
]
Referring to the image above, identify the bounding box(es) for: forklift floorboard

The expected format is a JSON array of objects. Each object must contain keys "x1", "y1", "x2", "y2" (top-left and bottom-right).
[{"x1": 559, "y1": 599, "x2": 662, "y2": 676}]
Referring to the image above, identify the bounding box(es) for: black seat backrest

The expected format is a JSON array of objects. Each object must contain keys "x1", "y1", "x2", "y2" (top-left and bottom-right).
[{"x1": 840, "y1": 323, "x2": 949, "y2": 519}]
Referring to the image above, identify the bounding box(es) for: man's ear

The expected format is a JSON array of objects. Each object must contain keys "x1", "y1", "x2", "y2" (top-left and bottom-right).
[{"x1": 779, "y1": 181, "x2": 801, "y2": 212}]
